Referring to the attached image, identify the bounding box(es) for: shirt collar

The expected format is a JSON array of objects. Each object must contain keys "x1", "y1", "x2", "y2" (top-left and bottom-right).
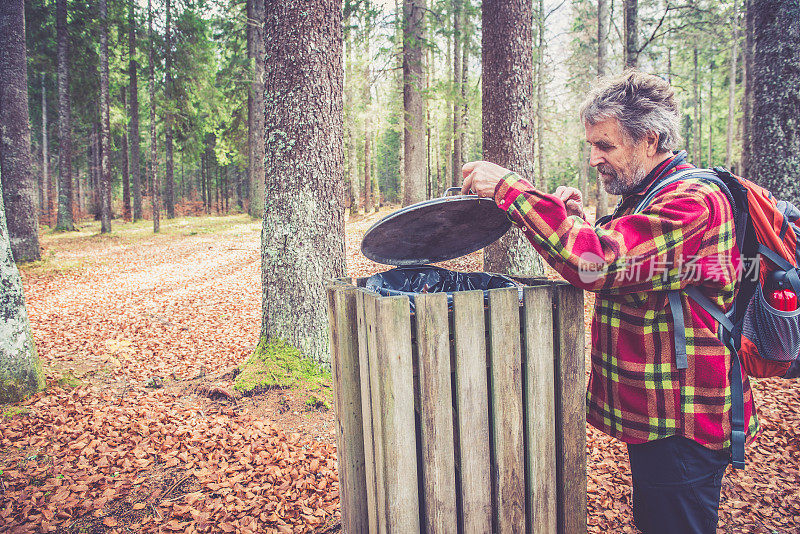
[{"x1": 625, "y1": 150, "x2": 690, "y2": 199}]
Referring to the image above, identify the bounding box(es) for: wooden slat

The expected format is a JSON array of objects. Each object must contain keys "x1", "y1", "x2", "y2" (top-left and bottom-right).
[
  {"x1": 415, "y1": 292, "x2": 457, "y2": 533},
  {"x1": 488, "y1": 287, "x2": 526, "y2": 533},
  {"x1": 356, "y1": 290, "x2": 379, "y2": 533},
  {"x1": 375, "y1": 295, "x2": 420, "y2": 533},
  {"x1": 452, "y1": 290, "x2": 492, "y2": 533},
  {"x1": 328, "y1": 285, "x2": 369, "y2": 534},
  {"x1": 522, "y1": 285, "x2": 557, "y2": 534},
  {"x1": 553, "y1": 283, "x2": 587, "y2": 534}
]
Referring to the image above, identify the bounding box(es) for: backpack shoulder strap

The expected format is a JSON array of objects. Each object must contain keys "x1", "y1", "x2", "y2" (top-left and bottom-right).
[
  {"x1": 635, "y1": 169, "x2": 748, "y2": 468},
  {"x1": 633, "y1": 168, "x2": 734, "y2": 215}
]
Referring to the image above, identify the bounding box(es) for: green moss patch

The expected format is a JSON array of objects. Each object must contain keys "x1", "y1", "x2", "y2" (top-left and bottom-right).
[
  {"x1": 2, "y1": 406, "x2": 31, "y2": 418},
  {"x1": 235, "y1": 339, "x2": 331, "y2": 405},
  {"x1": 56, "y1": 371, "x2": 81, "y2": 389}
]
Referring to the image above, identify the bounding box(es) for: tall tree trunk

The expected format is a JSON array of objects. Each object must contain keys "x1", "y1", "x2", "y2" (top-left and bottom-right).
[
  {"x1": 595, "y1": 0, "x2": 611, "y2": 218},
  {"x1": 99, "y1": 0, "x2": 112, "y2": 233},
  {"x1": 129, "y1": 0, "x2": 142, "y2": 222},
  {"x1": 482, "y1": 0, "x2": 544, "y2": 278},
  {"x1": 707, "y1": 78, "x2": 713, "y2": 166},
  {"x1": 41, "y1": 72, "x2": 50, "y2": 227},
  {"x1": 148, "y1": 0, "x2": 160, "y2": 233},
  {"x1": 741, "y1": 0, "x2": 754, "y2": 176},
  {"x1": 55, "y1": 0, "x2": 74, "y2": 231},
  {"x1": 247, "y1": 0, "x2": 266, "y2": 218},
  {"x1": 0, "y1": 179, "x2": 44, "y2": 402},
  {"x1": 452, "y1": 0, "x2": 463, "y2": 187},
  {"x1": 236, "y1": 163, "x2": 243, "y2": 211},
  {"x1": 201, "y1": 147, "x2": 206, "y2": 212},
  {"x1": 693, "y1": 47, "x2": 700, "y2": 164},
  {"x1": 91, "y1": 122, "x2": 100, "y2": 218},
  {"x1": 396, "y1": 0, "x2": 405, "y2": 201},
  {"x1": 345, "y1": 31, "x2": 360, "y2": 217},
  {"x1": 425, "y1": 47, "x2": 432, "y2": 199},
  {"x1": 535, "y1": 0, "x2": 546, "y2": 193},
  {"x1": 445, "y1": 31, "x2": 453, "y2": 191},
  {"x1": 667, "y1": 46, "x2": 672, "y2": 84},
  {"x1": 403, "y1": 0, "x2": 426, "y2": 206},
  {"x1": 460, "y1": 23, "x2": 469, "y2": 163},
  {"x1": 164, "y1": 0, "x2": 174, "y2": 219},
  {"x1": 749, "y1": 0, "x2": 800, "y2": 205},
  {"x1": 262, "y1": 0, "x2": 345, "y2": 363},
  {"x1": 363, "y1": 23, "x2": 373, "y2": 213},
  {"x1": 726, "y1": 6, "x2": 739, "y2": 170},
  {"x1": 76, "y1": 166, "x2": 83, "y2": 215},
  {"x1": 0, "y1": 0, "x2": 41, "y2": 261},
  {"x1": 623, "y1": 0, "x2": 638, "y2": 68},
  {"x1": 121, "y1": 89, "x2": 131, "y2": 222}
]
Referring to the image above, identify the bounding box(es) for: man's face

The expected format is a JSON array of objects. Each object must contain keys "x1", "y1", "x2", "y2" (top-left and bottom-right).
[{"x1": 585, "y1": 118, "x2": 649, "y2": 196}]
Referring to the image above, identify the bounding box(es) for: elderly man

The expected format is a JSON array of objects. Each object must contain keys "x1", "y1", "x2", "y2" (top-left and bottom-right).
[{"x1": 462, "y1": 70, "x2": 758, "y2": 534}]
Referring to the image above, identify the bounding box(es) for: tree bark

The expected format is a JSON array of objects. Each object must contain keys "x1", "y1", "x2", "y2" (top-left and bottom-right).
[
  {"x1": 749, "y1": 0, "x2": 800, "y2": 205},
  {"x1": 345, "y1": 31, "x2": 360, "y2": 217},
  {"x1": 164, "y1": 0, "x2": 174, "y2": 219},
  {"x1": 741, "y1": 0, "x2": 754, "y2": 176},
  {"x1": 99, "y1": 0, "x2": 112, "y2": 233},
  {"x1": 363, "y1": 23, "x2": 373, "y2": 213},
  {"x1": 623, "y1": 0, "x2": 638, "y2": 68},
  {"x1": 148, "y1": 0, "x2": 160, "y2": 233},
  {"x1": 707, "y1": 78, "x2": 713, "y2": 166},
  {"x1": 403, "y1": 0, "x2": 427, "y2": 206},
  {"x1": 535, "y1": 0, "x2": 546, "y2": 194},
  {"x1": 55, "y1": 0, "x2": 74, "y2": 231},
  {"x1": 121, "y1": 89, "x2": 131, "y2": 222},
  {"x1": 693, "y1": 47, "x2": 701, "y2": 164},
  {"x1": 726, "y1": 5, "x2": 739, "y2": 170},
  {"x1": 247, "y1": 0, "x2": 265, "y2": 218},
  {"x1": 482, "y1": 0, "x2": 544, "y2": 277},
  {"x1": 41, "y1": 72, "x2": 50, "y2": 227},
  {"x1": 262, "y1": 0, "x2": 345, "y2": 363},
  {"x1": 452, "y1": 0, "x2": 463, "y2": 187},
  {"x1": 595, "y1": 0, "x2": 611, "y2": 218},
  {"x1": 461, "y1": 23, "x2": 469, "y2": 163},
  {"x1": 91, "y1": 122, "x2": 100, "y2": 218},
  {"x1": 0, "y1": 179, "x2": 44, "y2": 403},
  {"x1": 129, "y1": 0, "x2": 142, "y2": 222},
  {"x1": 396, "y1": 0, "x2": 405, "y2": 202},
  {"x1": 0, "y1": 0, "x2": 41, "y2": 261}
]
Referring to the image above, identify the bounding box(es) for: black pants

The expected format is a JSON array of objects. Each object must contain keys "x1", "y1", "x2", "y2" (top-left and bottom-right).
[{"x1": 627, "y1": 436, "x2": 730, "y2": 534}]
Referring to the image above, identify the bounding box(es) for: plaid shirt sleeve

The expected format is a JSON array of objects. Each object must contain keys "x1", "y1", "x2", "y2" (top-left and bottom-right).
[{"x1": 494, "y1": 173, "x2": 731, "y2": 295}]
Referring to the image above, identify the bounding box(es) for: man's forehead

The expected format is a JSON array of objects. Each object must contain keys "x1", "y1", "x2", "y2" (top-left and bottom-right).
[{"x1": 585, "y1": 118, "x2": 623, "y2": 141}]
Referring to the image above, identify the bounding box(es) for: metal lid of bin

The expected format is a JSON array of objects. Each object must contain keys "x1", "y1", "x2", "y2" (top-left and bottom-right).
[{"x1": 360, "y1": 188, "x2": 512, "y2": 266}]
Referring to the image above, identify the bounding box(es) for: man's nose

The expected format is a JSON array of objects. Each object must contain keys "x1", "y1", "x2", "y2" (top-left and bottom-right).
[{"x1": 588, "y1": 146, "x2": 603, "y2": 168}]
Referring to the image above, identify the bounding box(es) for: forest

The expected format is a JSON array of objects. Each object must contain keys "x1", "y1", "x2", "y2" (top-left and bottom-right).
[{"x1": 1, "y1": 0, "x2": 800, "y2": 531}]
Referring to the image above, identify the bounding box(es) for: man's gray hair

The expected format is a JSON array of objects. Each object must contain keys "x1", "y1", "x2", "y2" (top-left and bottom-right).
[{"x1": 579, "y1": 70, "x2": 683, "y2": 153}]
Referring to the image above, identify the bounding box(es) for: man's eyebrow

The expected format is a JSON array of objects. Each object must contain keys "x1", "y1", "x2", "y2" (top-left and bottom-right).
[{"x1": 589, "y1": 140, "x2": 614, "y2": 148}]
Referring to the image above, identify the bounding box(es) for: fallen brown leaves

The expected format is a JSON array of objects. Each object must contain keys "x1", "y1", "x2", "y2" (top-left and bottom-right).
[
  {"x1": 1, "y1": 384, "x2": 339, "y2": 533},
  {"x1": 1, "y1": 211, "x2": 798, "y2": 533}
]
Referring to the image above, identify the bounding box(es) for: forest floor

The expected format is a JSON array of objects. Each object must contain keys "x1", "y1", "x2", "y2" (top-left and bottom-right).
[{"x1": 1, "y1": 210, "x2": 799, "y2": 533}]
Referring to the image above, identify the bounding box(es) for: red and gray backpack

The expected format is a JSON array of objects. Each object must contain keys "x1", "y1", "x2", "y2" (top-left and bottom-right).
[{"x1": 633, "y1": 167, "x2": 800, "y2": 469}]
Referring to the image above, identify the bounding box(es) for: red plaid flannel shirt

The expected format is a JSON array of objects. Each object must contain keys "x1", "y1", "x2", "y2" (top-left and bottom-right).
[{"x1": 494, "y1": 152, "x2": 758, "y2": 450}]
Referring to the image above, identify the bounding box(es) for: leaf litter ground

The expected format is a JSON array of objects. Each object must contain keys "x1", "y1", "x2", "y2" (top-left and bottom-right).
[{"x1": 1, "y1": 211, "x2": 798, "y2": 533}]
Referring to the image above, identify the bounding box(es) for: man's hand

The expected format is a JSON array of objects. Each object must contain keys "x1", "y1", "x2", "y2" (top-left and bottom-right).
[
  {"x1": 554, "y1": 185, "x2": 586, "y2": 219},
  {"x1": 461, "y1": 160, "x2": 513, "y2": 198}
]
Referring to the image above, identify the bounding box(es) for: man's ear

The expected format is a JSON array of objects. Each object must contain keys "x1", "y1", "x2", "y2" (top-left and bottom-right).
[{"x1": 645, "y1": 131, "x2": 660, "y2": 157}]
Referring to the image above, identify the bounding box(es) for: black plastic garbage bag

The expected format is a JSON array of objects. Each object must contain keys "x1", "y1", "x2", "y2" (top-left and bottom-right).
[{"x1": 365, "y1": 265, "x2": 522, "y2": 311}]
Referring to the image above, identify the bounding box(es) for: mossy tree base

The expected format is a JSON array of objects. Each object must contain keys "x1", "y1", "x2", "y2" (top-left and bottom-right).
[{"x1": 235, "y1": 338, "x2": 331, "y2": 408}]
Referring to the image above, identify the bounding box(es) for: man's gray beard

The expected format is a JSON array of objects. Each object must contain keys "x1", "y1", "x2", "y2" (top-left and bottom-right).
[{"x1": 603, "y1": 165, "x2": 648, "y2": 196}]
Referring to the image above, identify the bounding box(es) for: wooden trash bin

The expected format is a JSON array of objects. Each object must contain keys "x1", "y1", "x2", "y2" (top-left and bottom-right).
[{"x1": 327, "y1": 277, "x2": 586, "y2": 534}]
